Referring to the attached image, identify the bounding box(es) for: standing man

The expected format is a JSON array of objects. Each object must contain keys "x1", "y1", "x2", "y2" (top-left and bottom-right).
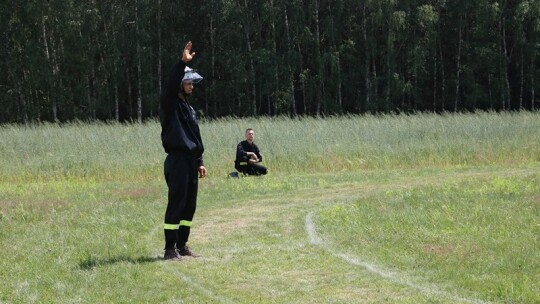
[
  {"x1": 160, "y1": 41, "x2": 207, "y2": 261},
  {"x1": 234, "y1": 128, "x2": 268, "y2": 176}
]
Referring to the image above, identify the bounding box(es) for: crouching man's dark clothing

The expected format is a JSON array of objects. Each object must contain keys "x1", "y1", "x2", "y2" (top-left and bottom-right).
[{"x1": 235, "y1": 140, "x2": 267, "y2": 176}]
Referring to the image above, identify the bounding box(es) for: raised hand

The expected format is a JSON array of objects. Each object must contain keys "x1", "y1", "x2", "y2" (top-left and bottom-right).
[{"x1": 182, "y1": 41, "x2": 196, "y2": 63}]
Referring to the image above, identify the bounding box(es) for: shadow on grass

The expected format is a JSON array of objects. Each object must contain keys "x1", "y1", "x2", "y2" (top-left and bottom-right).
[{"x1": 78, "y1": 254, "x2": 162, "y2": 270}]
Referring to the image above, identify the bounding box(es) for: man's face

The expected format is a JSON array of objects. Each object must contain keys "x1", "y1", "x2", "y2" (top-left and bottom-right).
[
  {"x1": 182, "y1": 81, "x2": 194, "y2": 95},
  {"x1": 246, "y1": 130, "x2": 255, "y2": 142}
]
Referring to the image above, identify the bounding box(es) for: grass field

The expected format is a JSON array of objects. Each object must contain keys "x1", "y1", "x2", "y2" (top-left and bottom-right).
[{"x1": 0, "y1": 112, "x2": 539, "y2": 303}]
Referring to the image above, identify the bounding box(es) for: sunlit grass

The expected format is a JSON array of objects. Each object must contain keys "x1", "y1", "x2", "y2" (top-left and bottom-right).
[
  {"x1": 316, "y1": 173, "x2": 540, "y2": 303},
  {"x1": 0, "y1": 112, "x2": 539, "y2": 303}
]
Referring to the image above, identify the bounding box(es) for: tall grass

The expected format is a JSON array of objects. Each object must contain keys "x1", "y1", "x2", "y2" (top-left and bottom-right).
[
  {"x1": 0, "y1": 112, "x2": 538, "y2": 181},
  {"x1": 205, "y1": 111, "x2": 539, "y2": 174}
]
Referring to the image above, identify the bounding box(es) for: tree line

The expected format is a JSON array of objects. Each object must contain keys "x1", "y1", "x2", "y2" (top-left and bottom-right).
[{"x1": 1, "y1": 0, "x2": 539, "y2": 123}]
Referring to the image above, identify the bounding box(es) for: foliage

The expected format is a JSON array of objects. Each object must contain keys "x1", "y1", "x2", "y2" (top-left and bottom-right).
[{"x1": 2, "y1": 1, "x2": 540, "y2": 123}]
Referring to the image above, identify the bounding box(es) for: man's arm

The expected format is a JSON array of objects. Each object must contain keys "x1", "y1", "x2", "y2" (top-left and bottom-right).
[
  {"x1": 236, "y1": 142, "x2": 249, "y2": 162},
  {"x1": 254, "y1": 144, "x2": 262, "y2": 162},
  {"x1": 162, "y1": 61, "x2": 187, "y2": 105},
  {"x1": 161, "y1": 42, "x2": 196, "y2": 109}
]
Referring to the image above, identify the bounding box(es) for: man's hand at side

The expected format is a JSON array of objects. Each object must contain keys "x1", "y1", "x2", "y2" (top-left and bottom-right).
[{"x1": 198, "y1": 166, "x2": 207, "y2": 178}]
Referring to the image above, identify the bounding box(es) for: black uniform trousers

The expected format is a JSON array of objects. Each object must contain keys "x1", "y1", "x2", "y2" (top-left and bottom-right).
[
  {"x1": 235, "y1": 163, "x2": 268, "y2": 176},
  {"x1": 163, "y1": 152, "x2": 198, "y2": 250}
]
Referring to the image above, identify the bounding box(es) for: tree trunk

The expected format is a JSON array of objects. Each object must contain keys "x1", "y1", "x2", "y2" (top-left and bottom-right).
[
  {"x1": 385, "y1": 6, "x2": 394, "y2": 112},
  {"x1": 42, "y1": 12, "x2": 61, "y2": 122},
  {"x1": 126, "y1": 63, "x2": 133, "y2": 119},
  {"x1": 42, "y1": 15, "x2": 54, "y2": 121},
  {"x1": 314, "y1": 0, "x2": 322, "y2": 115},
  {"x1": 86, "y1": 73, "x2": 92, "y2": 119},
  {"x1": 21, "y1": 69, "x2": 30, "y2": 124},
  {"x1": 531, "y1": 55, "x2": 536, "y2": 111},
  {"x1": 502, "y1": 17, "x2": 511, "y2": 110},
  {"x1": 113, "y1": 31, "x2": 119, "y2": 121},
  {"x1": 386, "y1": 33, "x2": 391, "y2": 111},
  {"x1": 454, "y1": 16, "x2": 462, "y2": 112},
  {"x1": 135, "y1": 4, "x2": 143, "y2": 123},
  {"x1": 102, "y1": 7, "x2": 119, "y2": 121},
  {"x1": 241, "y1": 0, "x2": 257, "y2": 116},
  {"x1": 157, "y1": 0, "x2": 162, "y2": 114},
  {"x1": 499, "y1": 15, "x2": 510, "y2": 110},
  {"x1": 114, "y1": 64, "x2": 119, "y2": 121},
  {"x1": 209, "y1": 16, "x2": 216, "y2": 115},
  {"x1": 362, "y1": 1, "x2": 370, "y2": 112},
  {"x1": 439, "y1": 37, "x2": 445, "y2": 111},
  {"x1": 433, "y1": 48, "x2": 437, "y2": 111},
  {"x1": 284, "y1": 8, "x2": 296, "y2": 116},
  {"x1": 488, "y1": 73, "x2": 493, "y2": 109},
  {"x1": 269, "y1": 0, "x2": 279, "y2": 115},
  {"x1": 519, "y1": 48, "x2": 524, "y2": 110},
  {"x1": 336, "y1": 53, "x2": 342, "y2": 111},
  {"x1": 372, "y1": 48, "x2": 378, "y2": 111},
  {"x1": 297, "y1": 43, "x2": 307, "y2": 114},
  {"x1": 246, "y1": 30, "x2": 257, "y2": 116},
  {"x1": 413, "y1": 54, "x2": 418, "y2": 110}
]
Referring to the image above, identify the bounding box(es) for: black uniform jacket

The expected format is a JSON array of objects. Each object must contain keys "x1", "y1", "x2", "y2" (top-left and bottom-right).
[
  {"x1": 160, "y1": 60, "x2": 204, "y2": 166},
  {"x1": 235, "y1": 140, "x2": 262, "y2": 166}
]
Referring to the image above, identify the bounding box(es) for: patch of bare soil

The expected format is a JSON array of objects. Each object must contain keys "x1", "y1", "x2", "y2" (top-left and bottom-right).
[
  {"x1": 423, "y1": 244, "x2": 453, "y2": 256},
  {"x1": 0, "y1": 198, "x2": 70, "y2": 214},
  {"x1": 113, "y1": 187, "x2": 160, "y2": 199},
  {"x1": 534, "y1": 195, "x2": 540, "y2": 207},
  {"x1": 196, "y1": 204, "x2": 276, "y2": 242}
]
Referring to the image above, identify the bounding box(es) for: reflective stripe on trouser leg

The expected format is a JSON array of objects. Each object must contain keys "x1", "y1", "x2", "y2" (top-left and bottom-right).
[
  {"x1": 163, "y1": 222, "x2": 179, "y2": 250},
  {"x1": 163, "y1": 220, "x2": 191, "y2": 230},
  {"x1": 164, "y1": 223, "x2": 180, "y2": 230},
  {"x1": 180, "y1": 220, "x2": 192, "y2": 227}
]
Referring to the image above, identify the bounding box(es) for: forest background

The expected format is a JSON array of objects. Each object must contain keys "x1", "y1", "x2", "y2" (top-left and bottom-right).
[{"x1": 2, "y1": 0, "x2": 540, "y2": 123}]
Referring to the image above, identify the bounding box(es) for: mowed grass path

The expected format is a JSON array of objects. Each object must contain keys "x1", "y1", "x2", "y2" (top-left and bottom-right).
[{"x1": 0, "y1": 112, "x2": 538, "y2": 303}]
